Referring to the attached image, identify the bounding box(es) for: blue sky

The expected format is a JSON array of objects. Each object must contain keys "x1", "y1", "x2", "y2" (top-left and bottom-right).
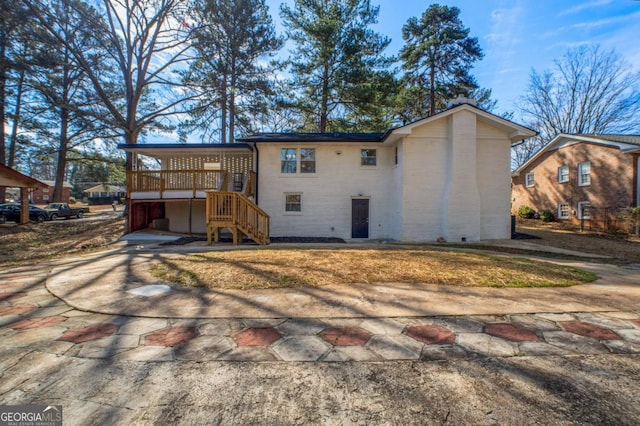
[{"x1": 265, "y1": 0, "x2": 640, "y2": 117}]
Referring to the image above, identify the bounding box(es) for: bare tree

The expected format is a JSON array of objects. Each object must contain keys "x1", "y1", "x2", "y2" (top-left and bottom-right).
[
  {"x1": 515, "y1": 45, "x2": 640, "y2": 168},
  {"x1": 21, "y1": 0, "x2": 196, "y2": 171}
]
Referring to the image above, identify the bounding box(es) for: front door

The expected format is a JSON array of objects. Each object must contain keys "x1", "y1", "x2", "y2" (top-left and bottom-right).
[{"x1": 351, "y1": 199, "x2": 369, "y2": 238}]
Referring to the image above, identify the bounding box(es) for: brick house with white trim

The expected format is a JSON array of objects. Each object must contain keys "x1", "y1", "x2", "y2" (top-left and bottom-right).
[
  {"x1": 511, "y1": 134, "x2": 640, "y2": 226},
  {"x1": 30, "y1": 180, "x2": 72, "y2": 204}
]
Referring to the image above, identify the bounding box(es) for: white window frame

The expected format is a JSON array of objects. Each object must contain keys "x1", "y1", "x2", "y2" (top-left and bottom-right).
[
  {"x1": 558, "y1": 165, "x2": 569, "y2": 183},
  {"x1": 577, "y1": 201, "x2": 591, "y2": 219},
  {"x1": 281, "y1": 148, "x2": 316, "y2": 174},
  {"x1": 525, "y1": 172, "x2": 535, "y2": 187},
  {"x1": 557, "y1": 203, "x2": 570, "y2": 220},
  {"x1": 281, "y1": 148, "x2": 297, "y2": 174},
  {"x1": 299, "y1": 148, "x2": 316, "y2": 174},
  {"x1": 578, "y1": 161, "x2": 591, "y2": 186},
  {"x1": 284, "y1": 193, "x2": 302, "y2": 214},
  {"x1": 361, "y1": 149, "x2": 377, "y2": 166}
]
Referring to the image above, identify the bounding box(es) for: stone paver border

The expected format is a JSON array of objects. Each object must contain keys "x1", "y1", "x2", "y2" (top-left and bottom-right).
[{"x1": 1, "y1": 258, "x2": 640, "y2": 363}]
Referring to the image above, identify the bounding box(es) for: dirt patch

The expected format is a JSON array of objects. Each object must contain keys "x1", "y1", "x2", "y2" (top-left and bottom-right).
[
  {"x1": 0, "y1": 217, "x2": 126, "y2": 267},
  {"x1": 150, "y1": 248, "x2": 596, "y2": 290}
]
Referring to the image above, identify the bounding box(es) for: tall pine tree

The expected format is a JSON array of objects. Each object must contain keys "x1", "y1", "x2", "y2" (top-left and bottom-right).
[
  {"x1": 27, "y1": 0, "x2": 118, "y2": 202},
  {"x1": 398, "y1": 4, "x2": 483, "y2": 120},
  {"x1": 281, "y1": 0, "x2": 393, "y2": 132},
  {"x1": 183, "y1": 0, "x2": 282, "y2": 143}
]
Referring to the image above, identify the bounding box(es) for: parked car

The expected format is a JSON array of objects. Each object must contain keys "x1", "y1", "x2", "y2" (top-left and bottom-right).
[
  {"x1": 44, "y1": 203, "x2": 89, "y2": 220},
  {"x1": 0, "y1": 203, "x2": 51, "y2": 223}
]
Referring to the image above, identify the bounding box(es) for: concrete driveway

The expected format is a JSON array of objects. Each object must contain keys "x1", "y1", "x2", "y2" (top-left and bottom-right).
[{"x1": 0, "y1": 242, "x2": 639, "y2": 425}]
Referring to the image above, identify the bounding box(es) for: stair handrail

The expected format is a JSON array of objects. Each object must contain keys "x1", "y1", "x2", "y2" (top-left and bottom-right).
[{"x1": 206, "y1": 191, "x2": 270, "y2": 244}]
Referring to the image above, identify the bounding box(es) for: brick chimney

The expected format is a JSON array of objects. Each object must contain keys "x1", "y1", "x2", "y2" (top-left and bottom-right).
[{"x1": 447, "y1": 94, "x2": 477, "y2": 108}]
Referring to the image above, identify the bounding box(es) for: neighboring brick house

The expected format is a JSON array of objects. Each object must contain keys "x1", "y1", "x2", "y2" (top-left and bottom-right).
[
  {"x1": 30, "y1": 180, "x2": 72, "y2": 204},
  {"x1": 512, "y1": 134, "x2": 640, "y2": 227}
]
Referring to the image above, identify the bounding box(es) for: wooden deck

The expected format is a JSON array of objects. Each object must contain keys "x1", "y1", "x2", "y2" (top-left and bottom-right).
[{"x1": 127, "y1": 170, "x2": 256, "y2": 198}]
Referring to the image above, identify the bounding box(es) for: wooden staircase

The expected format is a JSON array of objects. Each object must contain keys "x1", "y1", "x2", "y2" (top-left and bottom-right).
[{"x1": 205, "y1": 191, "x2": 270, "y2": 245}]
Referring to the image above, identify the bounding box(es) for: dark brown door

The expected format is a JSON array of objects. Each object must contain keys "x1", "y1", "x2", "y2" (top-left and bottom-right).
[
  {"x1": 351, "y1": 199, "x2": 369, "y2": 238},
  {"x1": 131, "y1": 202, "x2": 165, "y2": 232}
]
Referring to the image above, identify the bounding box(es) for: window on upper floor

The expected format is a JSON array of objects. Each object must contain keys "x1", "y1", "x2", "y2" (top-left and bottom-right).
[
  {"x1": 281, "y1": 148, "x2": 297, "y2": 174},
  {"x1": 394, "y1": 146, "x2": 398, "y2": 165},
  {"x1": 525, "y1": 172, "x2": 535, "y2": 187},
  {"x1": 285, "y1": 193, "x2": 302, "y2": 212},
  {"x1": 361, "y1": 149, "x2": 377, "y2": 166},
  {"x1": 577, "y1": 201, "x2": 591, "y2": 219},
  {"x1": 300, "y1": 148, "x2": 316, "y2": 173},
  {"x1": 558, "y1": 165, "x2": 569, "y2": 183},
  {"x1": 281, "y1": 148, "x2": 316, "y2": 174},
  {"x1": 558, "y1": 203, "x2": 570, "y2": 220},
  {"x1": 578, "y1": 161, "x2": 591, "y2": 186}
]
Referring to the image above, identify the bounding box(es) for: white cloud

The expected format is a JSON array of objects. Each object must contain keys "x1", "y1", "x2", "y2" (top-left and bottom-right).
[
  {"x1": 497, "y1": 67, "x2": 522, "y2": 75},
  {"x1": 485, "y1": 7, "x2": 525, "y2": 46},
  {"x1": 557, "y1": 0, "x2": 613, "y2": 17},
  {"x1": 570, "y1": 10, "x2": 640, "y2": 30},
  {"x1": 544, "y1": 40, "x2": 595, "y2": 51}
]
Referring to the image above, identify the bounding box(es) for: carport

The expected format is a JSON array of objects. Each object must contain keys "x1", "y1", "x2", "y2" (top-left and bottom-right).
[{"x1": 0, "y1": 164, "x2": 46, "y2": 224}]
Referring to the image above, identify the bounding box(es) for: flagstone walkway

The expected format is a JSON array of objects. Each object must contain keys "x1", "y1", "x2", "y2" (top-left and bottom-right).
[{"x1": 1, "y1": 260, "x2": 639, "y2": 363}]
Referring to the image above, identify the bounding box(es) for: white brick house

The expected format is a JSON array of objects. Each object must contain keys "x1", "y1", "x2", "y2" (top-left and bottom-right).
[{"x1": 120, "y1": 102, "x2": 534, "y2": 243}]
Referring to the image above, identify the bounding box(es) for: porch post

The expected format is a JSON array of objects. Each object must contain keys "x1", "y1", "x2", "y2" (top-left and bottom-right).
[{"x1": 20, "y1": 188, "x2": 30, "y2": 224}]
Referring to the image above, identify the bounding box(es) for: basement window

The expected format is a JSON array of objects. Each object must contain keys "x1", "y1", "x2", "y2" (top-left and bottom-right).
[
  {"x1": 577, "y1": 201, "x2": 591, "y2": 219},
  {"x1": 285, "y1": 193, "x2": 302, "y2": 213},
  {"x1": 558, "y1": 203, "x2": 569, "y2": 219}
]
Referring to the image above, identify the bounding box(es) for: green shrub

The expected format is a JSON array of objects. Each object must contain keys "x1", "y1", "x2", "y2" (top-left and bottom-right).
[
  {"x1": 518, "y1": 205, "x2": 536, "y2": 219},
  {"x1": 540, "y1": 209, "x2": 555, "y2": 222}
]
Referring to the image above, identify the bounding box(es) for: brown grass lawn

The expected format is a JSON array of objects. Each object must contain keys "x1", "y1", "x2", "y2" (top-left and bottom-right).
[
  {"x1": 150, "y1": 248, "x2": 596, "y2": 290},
  {"x1": 0, "y1": 217, "x2": 126, "y2": 267},
  {"x1": 2, "y1": 215, "x2": 627, "y2": 289},
  {"x1": 517, "y1": 220, "x2": 640, "y2": 264}
]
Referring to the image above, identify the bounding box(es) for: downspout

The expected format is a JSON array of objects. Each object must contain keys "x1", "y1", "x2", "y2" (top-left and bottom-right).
[
  {"x1": 189, "y1": 198, "x2": 193, "y2": 235},
  {"x1": 254, "y1": 143, "x2": 260, "y2": 204},
  {"x1": 636, "y1": 155, "x2": 640, "y2": 207},
  {"x1": 635, "y1": 155, "x2": 639, "y2": 236}
]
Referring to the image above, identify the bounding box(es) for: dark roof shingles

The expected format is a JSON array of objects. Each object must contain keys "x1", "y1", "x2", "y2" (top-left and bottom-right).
[{"x1": 236, "y1": 132, "x2": 386, "y2": 143}]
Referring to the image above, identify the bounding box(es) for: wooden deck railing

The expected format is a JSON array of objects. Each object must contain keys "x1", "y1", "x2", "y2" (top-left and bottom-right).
[
  {"x1": 205, "y1": 191, "x2": 270, "y2": 245},
  {"x1": 245, "y1": 171, "x2": 256, "y2": 198},
  {"x1": 127, "y1": 170, "x2": 229, "y2": 197}
]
